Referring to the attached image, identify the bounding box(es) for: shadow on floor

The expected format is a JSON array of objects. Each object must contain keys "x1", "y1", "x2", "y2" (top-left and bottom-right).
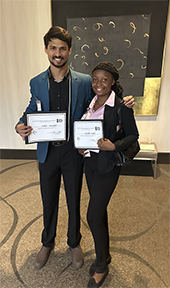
[{"x1": 120, "y1": 160, "x2": 155, "y2": 177}]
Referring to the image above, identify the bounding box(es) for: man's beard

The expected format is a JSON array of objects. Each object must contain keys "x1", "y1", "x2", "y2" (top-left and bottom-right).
[{"x1": 50, "y1": 57, "x2": 67, "y2": 68}]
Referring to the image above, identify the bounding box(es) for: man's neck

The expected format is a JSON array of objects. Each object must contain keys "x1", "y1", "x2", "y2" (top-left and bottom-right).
[{"x1": 50, "y1": 65, "x2": 68, "y2": 82}]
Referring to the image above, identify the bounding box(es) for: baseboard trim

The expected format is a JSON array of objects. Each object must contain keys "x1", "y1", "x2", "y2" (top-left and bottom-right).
[
  {"x1": 0, "y1": 149, "x2": 170, "y2": 164},
  {"x1": 157, "y1": 153, "x2": 170, "y2": 164},
  {"x1": 0, "y1": 149, "x2": 37, "y2": 160}
]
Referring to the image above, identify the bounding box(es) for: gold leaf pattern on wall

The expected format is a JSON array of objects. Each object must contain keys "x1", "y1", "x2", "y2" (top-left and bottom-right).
[
  {"x1": 74, "y1": 54, "x2": 79, "y2": 59},
  {"x1": 95, "y1": 52, "x2": 100, "y2": 57},
  {"x1": 73, "y1": 26, "x2": 84, "y2": 32},
  {"x1": 133, "y1": 48, "x2": 144, "y2": 55},
  {"x1": 117, "y1": 59, "x2": 124, "y2": 70},
  {"x1": 81, "y1": 44, "x2": 90, "y2": 52},
  {"x1": 134, "y1": 78, "x2": 161, "y2": 116},
  {"x1": 93, "y1": 23, "x2": 104, "y2": 31},
  {"x1": 109, "y1": 21, "x2": 116, "y2": 28},
  {"x1": 70, "y1": 62, "x2": 74, "y2": 70},
  {"x1": 98, "y1": 38, "x2": 106, "y2": 42},
  {"x1": 103, "y1": 46, "x2": 109, "y2": 55},
  {"x1": 130, "y1": 22, "x2": 136, "y2": 34},
  {"x1": 141, "y1": 56, "x2": 147, "y2": 69},
  {"x1": 82, "y1": 62, "x2": 88, "y2": 65},
  {"x1": 142, "y1": 15, "x2": 149, "y2": 19},
  {"x1": 141, "y1": 65, "x2": 147, "y2": 69},
  {"x1": 124, "y1": 39, "x2": 131, "y2": 48}
]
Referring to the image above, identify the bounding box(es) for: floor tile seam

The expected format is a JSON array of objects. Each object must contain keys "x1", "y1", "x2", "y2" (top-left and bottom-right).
[
  {"x1": 10, "y1": 215, "x2": 43, "y2": 288},
  {"x1": 4, "y1": 247, "x2": 167, "y2": 287},
  {"x1": 1, "y1": 192, "x2": 88, "y2": 213},
  {"x1": 127, "y1": 189, "x2": 166, "y2": 208},
  {"x1": 0, "y1": 197, "x2": 18, "y2": 248},
  {"x1": 158, "y1": 167, "x2": 170, "y2": 177},
  {"x1": 128, "y1": 184, "x2": 170, "y2": 220},
  {"x1": 0, "y1": 182, "x2": 39, "y2": 201},
  {"x1": 109, "y1": 246, "x2": 169, "y2": 288},
  {"x1": 123, "y1": 177, "x2": 168, "y2": 208},
  {"x1": 109, "y1": 219, "x2": 157, "y2": 243},
  {"x1": 154, "y1": 200, "x2": 170, "y2": 222},
  {"x1": 0, "y1": 161, "x2": 37, "y2": 175}
]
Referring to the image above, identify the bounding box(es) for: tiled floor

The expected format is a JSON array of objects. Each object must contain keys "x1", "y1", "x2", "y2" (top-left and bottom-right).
[{"x1": 0, "y1": 159, "x2": 169, "y2": 288}]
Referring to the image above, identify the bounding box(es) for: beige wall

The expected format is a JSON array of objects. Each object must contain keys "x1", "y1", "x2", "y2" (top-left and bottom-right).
[
  {"x1": 135, "y1": 3, "x2": 170, "y2": 152},
  {"x1": 0, "y1": 0, "x2": 169, "y2": 152},
  {"x1": 0, "y1": 0, "x2": 52, "y2": 150}
]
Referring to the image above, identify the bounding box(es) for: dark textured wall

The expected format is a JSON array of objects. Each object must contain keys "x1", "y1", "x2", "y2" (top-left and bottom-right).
[{"x1": 51, "y1": 1, "x2": 169, "y2": 78}]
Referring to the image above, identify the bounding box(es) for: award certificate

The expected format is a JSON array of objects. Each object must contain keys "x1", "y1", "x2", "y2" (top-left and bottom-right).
[
  {"x1": 73, "y1": 120, "x2": 103, "y2": 149},
  {"x1": 24, "y1": 112, "x2": 66, "y2": 144}
]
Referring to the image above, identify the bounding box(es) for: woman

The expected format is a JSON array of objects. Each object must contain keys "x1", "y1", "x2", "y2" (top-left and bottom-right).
[{"x1": 78, "y1": 61, "x2": 139, "y2": 288}]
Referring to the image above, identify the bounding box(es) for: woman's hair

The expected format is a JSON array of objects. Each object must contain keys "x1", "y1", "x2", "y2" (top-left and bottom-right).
[
  {"x1": 92, "y1": 61, "x2": 124, "y2": 98},
  {"x1": 43, "y1": 26, "x2": 72, "y2": 49}
]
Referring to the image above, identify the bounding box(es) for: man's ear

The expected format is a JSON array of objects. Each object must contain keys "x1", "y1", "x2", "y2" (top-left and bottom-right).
[
  {"x1": 69, "y1": 47, "x2": 72, "y2": 55},
  {"x1": 44, "y1": 46, "x2": 47, "y2": 54}
]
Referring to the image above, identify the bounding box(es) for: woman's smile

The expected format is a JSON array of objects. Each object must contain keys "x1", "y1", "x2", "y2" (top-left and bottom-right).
[{"x1": 92, "y1": 69, "x2": 115, "y2": 99}]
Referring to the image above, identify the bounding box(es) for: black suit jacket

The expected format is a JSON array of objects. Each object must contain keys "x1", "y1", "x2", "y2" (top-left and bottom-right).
[{"x1": 97, "y1": 95, "x2": 139, "y2": 174}]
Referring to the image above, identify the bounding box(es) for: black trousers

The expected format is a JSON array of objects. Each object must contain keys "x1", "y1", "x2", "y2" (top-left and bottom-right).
[
  {"x1": 39, "y1": 141, "x2": 83, "y2": 248},
  {"x1": 84, "y1": 152, "x2": 121, "y2": 273}
]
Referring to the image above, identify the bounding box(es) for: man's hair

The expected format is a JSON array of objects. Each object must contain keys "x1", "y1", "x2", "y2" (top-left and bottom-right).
[{"x1": 43, "y1": 26, "x2": 72, "y2": 49}]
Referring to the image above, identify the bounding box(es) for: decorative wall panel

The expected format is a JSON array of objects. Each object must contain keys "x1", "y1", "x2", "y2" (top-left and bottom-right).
[{"x1": 51, "y1": 1, "x2": 169, "y2": 115}]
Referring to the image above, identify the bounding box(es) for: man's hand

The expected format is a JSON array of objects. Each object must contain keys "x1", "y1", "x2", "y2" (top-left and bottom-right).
[
  {"x1": 16, "y1": 123, "x2": 32, "y2": 140},
  {"x1": 123, "y1": 95, "x2": 134, "y2": 108},
  {"x1": 78, "y1": 149, "x2": 90, "y2": 157},
  {"x1": 97, "y1": 138, "x2": 116, "y2": 151}
]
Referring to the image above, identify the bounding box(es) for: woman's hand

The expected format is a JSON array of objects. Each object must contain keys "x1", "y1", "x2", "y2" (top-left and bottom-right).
[
  {"x1": 97, "y1": 138, "x2": 116, "y2": 151},
  {"x1": 123, "y1": 96, "x2": 134, "y2": 108}
]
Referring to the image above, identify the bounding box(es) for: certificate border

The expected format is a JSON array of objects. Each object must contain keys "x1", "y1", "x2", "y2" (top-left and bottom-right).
[
  {"x1": 24, "y1": 111, "x2": 67, "y2": 144},
  {"x1": 73, "y1": 119, "x2": 104, "y2": 150}
]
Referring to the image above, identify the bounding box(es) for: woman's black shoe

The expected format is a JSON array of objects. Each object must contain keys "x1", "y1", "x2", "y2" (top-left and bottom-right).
[
  {"x1": 87, "y1": 266, "x2": 109, "y2": 288},
  {"x1": 89, "y1": 254, "x2": 111, "y2": 276}
]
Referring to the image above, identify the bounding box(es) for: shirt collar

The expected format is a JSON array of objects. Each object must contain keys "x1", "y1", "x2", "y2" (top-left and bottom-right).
[
  {"x1": 89, "y1": 91, "x2": 115, "y2": 111},
  {"x1": 105, "y1": 91, "x2": 115, "y2": 107},
  {"x1": 48, "y1": 67, "x2": 70, "y2": 81}
]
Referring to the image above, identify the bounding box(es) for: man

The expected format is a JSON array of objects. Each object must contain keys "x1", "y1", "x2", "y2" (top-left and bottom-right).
[{"x1": 16, "y1": 26, "x2": 134, "y2": 270}]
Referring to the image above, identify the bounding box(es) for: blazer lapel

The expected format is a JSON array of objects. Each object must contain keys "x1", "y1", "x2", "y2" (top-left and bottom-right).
[
  {"x1": 70, "y1": 70, "x2": 78, "y2": 118},
  {"x1": 103, "y1": 95, "x2": 121, "y2": 139},
  {"x1": 39, "y1": 69, "x2": 49, "y2": 111}
]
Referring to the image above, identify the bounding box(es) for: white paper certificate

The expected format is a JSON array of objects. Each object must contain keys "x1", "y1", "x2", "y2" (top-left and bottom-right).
[
  {"x1": 73, "y1": 120, "x2": 103, "y2": 149},
  {"x1": 25, "y1": 112, "x2": 66, "y2": 144}
]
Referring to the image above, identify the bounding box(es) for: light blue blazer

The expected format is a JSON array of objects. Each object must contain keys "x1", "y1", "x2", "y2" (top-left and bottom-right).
[{"x1": 16, "y1": 68, "x2": 92, "y2": 163}]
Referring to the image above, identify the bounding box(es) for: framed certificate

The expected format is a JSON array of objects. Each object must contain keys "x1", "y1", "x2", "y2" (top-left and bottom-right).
[
  {"x1": 24, "y1": 111, "x2": 66, "y2": 144},
  {"x1": 73, "y1": 120, "x2": 103, "y2": 149}
]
